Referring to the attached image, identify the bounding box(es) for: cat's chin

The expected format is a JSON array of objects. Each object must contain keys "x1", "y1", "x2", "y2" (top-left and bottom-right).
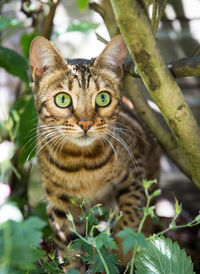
[{"x1": 70, "y1": 135, "x2": 97, "y2": 147}]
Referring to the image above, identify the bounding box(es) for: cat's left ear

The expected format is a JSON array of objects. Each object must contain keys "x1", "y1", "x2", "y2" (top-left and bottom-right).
[
  {"x1": 94, "y1": 35, "x2": 126, "y2": 77},
  {"x1": 29, "y1": 36, "x2": 66, "y2": 83}
]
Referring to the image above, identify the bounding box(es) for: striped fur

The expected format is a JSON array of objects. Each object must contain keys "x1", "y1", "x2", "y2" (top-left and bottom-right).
[{"x1": 30, "y1": 35, "x2": 160, "y2": 270}]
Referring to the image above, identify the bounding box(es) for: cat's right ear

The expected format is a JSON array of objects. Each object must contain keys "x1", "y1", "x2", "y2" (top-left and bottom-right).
[{"x1": 29, "y1": 36, "x2": 66, "y2": 82}]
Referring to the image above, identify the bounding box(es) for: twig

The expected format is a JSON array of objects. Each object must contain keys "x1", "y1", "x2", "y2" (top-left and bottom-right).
[
  {"x1": 152, "y1": 0, "x2": 158, "y2": 34},
  {"x1": 95, "y1": 32, "x2": 108, "y2": 45},
  {"x1": 154, "y1": 0, "x2": 168, "y2": 34},
  {"x1": 42, "y1": 0, "x2": 59, "y2": 39},
  {"x1": 125, "y1": 55, "x2": 200, "y2": 79}
]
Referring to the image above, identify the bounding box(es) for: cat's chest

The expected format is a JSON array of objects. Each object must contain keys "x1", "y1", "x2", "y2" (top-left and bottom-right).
[{"x1": 39, "y1": 145, "x2": 121, "y2": 200}]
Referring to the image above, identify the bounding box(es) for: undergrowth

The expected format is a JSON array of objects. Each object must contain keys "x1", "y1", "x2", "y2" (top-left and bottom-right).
[{"x1": 0, "y1": 179, "x2": 199, "y2": 273}]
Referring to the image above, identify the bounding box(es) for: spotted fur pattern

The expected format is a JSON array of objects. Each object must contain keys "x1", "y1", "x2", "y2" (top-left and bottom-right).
[{"x1": 29, "y1": 35, "x2": 160, "y2": 271}]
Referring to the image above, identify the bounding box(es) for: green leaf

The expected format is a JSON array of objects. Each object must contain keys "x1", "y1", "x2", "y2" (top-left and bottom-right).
[
  {"x1": 67, "y1": 20, "x2": 98, "y2": 33},
  {"x1": 0, "y1": 217, "x2": 46, "y2": 271},
  {"x1": 174, "y1": 196, "x2": 182, "y2": 215},
  {"x1": 17, "y1": 95, "x2": 37, "y2": 165},
  {"x1": 68, "y1": 268, "x2": 80, "y2": 274},
  {"x1": 77, "y1": 0, "x2": 89, "y2": 11},
  {"x1": 101, "y1": 248, "x2": 120, "y2": 274},
  {"x1": 142, "y1": 179, "x2": 157, "y2": 189},
  {"x1": 20, "y1": 33, "x2": 39, "y2": 58},
  {"x1": 117, "y1": 227, "x2": 146, "y2": 254},
  {"x1": 95, "y1": 232, "x2": 118, "y2": 250},
  {"x1": 135, "y1": 235, "x2": 195, "y2": 274},
  {"x1": 0, "y1": 46, "x2": 29, "y2": 83},
  {"x1": 22, "y1": 217, "x2": 46, "y2": 247},
  {"x1": 71, "y1": 238, "x2": 93, "y2": 257},
  {"x1": 0, "y1": 16, "x2": 23, "y2": 31}
]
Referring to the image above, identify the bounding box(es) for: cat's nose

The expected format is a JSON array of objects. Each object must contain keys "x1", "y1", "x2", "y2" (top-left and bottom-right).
[{"x1": 78, "y1": 120, "x2": 93, "y2": 133}]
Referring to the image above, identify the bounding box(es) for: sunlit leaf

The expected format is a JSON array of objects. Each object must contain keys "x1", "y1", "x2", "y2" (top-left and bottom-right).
[{"x1": 135, "y1": 235, "x2": 195, "y2": 274}]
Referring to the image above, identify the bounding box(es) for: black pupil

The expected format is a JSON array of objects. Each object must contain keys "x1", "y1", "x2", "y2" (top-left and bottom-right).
[
  {"x1": 101, "y1": 94, "x2": 106, "y2": 102},
  {"x1": 62, "y1": 95, "x2": 65, "y2": 103}
]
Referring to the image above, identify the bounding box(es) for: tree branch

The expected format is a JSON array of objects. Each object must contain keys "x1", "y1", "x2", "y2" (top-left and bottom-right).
[
  {"x1": 124, "y1": 75, "x2": 191, "y2": 178},
  {"x1": 42, "y1": 0, "x2": 59, "y2": 39},
  {"x1": 125, "y1": 55, "x2": 200, "y2": 79},
  {"x1": 110, "y1": 0, "x2": 200, "y2": 187}
]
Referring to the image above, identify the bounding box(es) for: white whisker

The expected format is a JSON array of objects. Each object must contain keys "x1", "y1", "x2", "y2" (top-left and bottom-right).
[{"x1": 106, "y1": 129, "x2": 141, "y2": 178}]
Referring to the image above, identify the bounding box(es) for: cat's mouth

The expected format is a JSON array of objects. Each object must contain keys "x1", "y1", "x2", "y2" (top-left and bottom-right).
[{"x1": 70, "y1": 133, "x2": 97, "y2": 147}]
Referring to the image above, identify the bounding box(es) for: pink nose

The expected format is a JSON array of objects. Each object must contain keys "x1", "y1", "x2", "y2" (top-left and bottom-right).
[{"x1": 78, "y1": 120, "x2": 93, "y2": 132}]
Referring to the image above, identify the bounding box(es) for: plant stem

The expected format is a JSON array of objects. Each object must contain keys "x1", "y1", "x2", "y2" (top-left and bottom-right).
[
  {"x1": 137, "y1": 189, "x2": 150, "y2": 233},
  {"x1": 97, "y1": 248, "x2": 110, "y2": 274},
  {"x1": 157, "y1": 220, "x2": 200, "y2": 236},
  {"x1": 70, "y1": 222, "x2": 111, "y2": 274},
  {"x1": 127, "y1": 188, "x2": 152, "y2": 273},
  {"x1": 130, "y1": 242, "x2": 138, "y2": 274}
]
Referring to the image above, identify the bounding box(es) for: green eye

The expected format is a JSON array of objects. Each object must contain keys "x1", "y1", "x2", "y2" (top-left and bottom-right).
[
  {"x1": 55, "y1": 92, "x2": 72, "y2": 108},
  {"x1": 96, "y1": 91, "x2": 111, "y2": 107}
]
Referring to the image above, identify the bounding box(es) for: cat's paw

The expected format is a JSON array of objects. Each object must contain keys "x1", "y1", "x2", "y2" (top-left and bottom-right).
[{"x1": 62, "y1": 256, "x2": 86, "y2": 273}]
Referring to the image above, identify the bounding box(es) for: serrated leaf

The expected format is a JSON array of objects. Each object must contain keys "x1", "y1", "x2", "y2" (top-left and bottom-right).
[
  {"x1": 117, "y1": 227, "x2": 146, "y2": 254},
  {"x1": 135, "y1": 235, "x2": 195, "y2": 274},
  {"x1": 0, "y1": 46, "x2": 29, "y2": 83},
  {"x1": 0, "y1": 217, "x2": 45, "y2": 270},
  {"x1": 95, "y1": 232, "x2": 118, "y2": 250},
  {"x1": 71, "y1": 238, "x2": 93, "y2": 257},
  {"x1": 22, "y1": 217, "x2": 46, "y2": 247}
]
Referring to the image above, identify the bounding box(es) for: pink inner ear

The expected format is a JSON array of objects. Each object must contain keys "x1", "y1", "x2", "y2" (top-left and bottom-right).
[{"x1": 34, "y1": 65, "x2": 48, "y2": 79}]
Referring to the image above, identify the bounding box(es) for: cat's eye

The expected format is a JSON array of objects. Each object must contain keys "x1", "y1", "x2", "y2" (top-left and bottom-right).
[
  {"x1": 55, "y1": 92, "x2": 72, "y2": 108},
  {"x1": 96, "y1": 91, "x2": 111, "y2": 107}
]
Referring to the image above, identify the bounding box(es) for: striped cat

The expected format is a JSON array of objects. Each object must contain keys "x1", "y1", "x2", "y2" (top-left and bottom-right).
[{"x1": 29, "y1": 35, "x2": 160, "y2": 271}]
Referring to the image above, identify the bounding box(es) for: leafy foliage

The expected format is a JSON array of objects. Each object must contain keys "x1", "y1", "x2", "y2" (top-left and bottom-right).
[
  {"x1": 0, "y1": 46, "x2": 29, "y2": 84},
  {"x1": 0, "y1": 16, "x2": 23, "y2": 31},
  {"x1": 0, "y1": 217, "x2": 46, "y2": 271},
  {"x1": 17, "y1": 95, "x2": 37, "y2": 165},
  {"x1": 77, "y1": 0, "x2": 90, "y2": 11},
  {"x1": 117, "y1": 227, "x2": 146, "y2": 254},
  {"x1": 135, "y1": 235, "x2": 195, "y2": 274},
  {"x1": 67, "y1": 20, "x2": 98, "y2": 32}
]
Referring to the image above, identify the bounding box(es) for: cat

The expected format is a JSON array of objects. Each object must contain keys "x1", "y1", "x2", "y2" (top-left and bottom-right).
[{"x1": 29, "y1": 35, "x2": 160, "y2": 271}]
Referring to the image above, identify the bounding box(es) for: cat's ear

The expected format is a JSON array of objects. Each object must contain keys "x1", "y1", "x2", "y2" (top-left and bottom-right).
[
  {"x1": 29, "y1": 36, "x2": 66, "y2": 82},
  {"x1": 94, "y1": 35, "x2": 126, "y2": 77}
]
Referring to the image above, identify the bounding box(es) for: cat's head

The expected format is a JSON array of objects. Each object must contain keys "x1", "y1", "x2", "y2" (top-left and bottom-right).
[{"x1": 29, "y1": 35, "x2": 126, "y2": 147}]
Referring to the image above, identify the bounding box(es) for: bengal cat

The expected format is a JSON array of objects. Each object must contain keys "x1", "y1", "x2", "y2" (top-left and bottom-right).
[{"x1": 29, "y1": 35, "x2": 160, "y2": 271}]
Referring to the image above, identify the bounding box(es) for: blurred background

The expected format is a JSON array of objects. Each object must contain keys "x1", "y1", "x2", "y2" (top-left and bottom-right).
[{"x1": 0, "y1": 0, "x2": 200, "y2": 272}]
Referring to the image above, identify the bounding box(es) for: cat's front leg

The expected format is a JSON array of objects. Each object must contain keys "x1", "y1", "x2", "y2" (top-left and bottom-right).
[
  {"x1": 113, "y1": 169, "x2": 145, "y2": 266},
  {"x1": 46, "y1": 200, "x2": 86, "y2": 272}
]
